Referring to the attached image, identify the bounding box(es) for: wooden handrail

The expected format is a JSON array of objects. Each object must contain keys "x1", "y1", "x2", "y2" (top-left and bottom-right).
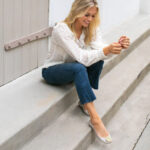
[{"x1": 4, "y1": 26, "x2": 53, "y2": 51}]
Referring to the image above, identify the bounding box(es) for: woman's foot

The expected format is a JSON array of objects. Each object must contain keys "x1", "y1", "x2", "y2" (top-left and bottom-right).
[
  {"x1": 89, "y1": 117, "x2": 112, "y2": 143},
  {"x1": 78, "y1": 101, "x2": 90, "y2": 116},
  {"x1": 90, "y1": 117, "x2": 109, "y2": 138}
]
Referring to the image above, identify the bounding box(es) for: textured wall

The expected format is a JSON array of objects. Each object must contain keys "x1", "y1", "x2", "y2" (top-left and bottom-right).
[
  {"x1": 0, "y1": 0, "x2": 49, "y2": 86},
  {"x1": 140, "y1": 0, "x2": 150, "y2": 13},
  {"x1": 98, "y1": 0, "x2": 140, "y2": 33},
  {"x1": 49, "y1": 0, "x2": 140, "y2": 34}
]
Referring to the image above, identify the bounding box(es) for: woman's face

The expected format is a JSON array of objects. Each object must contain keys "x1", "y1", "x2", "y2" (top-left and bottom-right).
[{"x1": 76, "y1": 6, "x2": 98, "y2": 28}]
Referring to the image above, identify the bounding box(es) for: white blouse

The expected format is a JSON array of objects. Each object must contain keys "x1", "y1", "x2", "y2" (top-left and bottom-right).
[{"x1": 44, "y1": 22, "x2": 112, "y2": 67}]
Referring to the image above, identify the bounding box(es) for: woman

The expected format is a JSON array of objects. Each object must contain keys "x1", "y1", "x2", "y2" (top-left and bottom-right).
[{"x1": 42, "y1": 0, "x2": 130, "y2": 144}]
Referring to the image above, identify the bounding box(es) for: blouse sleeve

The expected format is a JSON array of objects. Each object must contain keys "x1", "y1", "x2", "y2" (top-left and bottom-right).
[
  {"x1": 52, "y1": 23, "x2": 109, "y2": 67},
  {"x1": 89, "y1": 27, "x2": 113, "y2": 58}
]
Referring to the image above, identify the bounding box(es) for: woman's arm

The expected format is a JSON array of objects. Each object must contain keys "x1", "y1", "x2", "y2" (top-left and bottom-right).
[
  {"x1": 52, "y1": 24, "x2": 110, "y2": 67},
  {"x1": 90, "y1": 27, "x2": 122, "y2": 56},
  {"x1": 103, "y1": 42, "x2": 123, "y2": 56}
]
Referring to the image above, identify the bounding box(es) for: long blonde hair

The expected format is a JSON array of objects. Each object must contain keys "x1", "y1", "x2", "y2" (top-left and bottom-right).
[{"x1": 63, "y1": 0, "x2": 100, "y2": 46}]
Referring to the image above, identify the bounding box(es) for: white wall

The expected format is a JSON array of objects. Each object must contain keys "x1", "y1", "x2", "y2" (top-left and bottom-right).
[
  {"x1": 99, "y1": 0, "x2": 140, "y2": 34},
  {"x1": 49, "y1": 0, "x2": 74, "y2": 26},
  {"x1": 0, "y1": 0, "x2": 49, "y2": 86},
  {"x1": 0, "y1": 0, "x2": 4, "y2": 86},
  {"x1": 140, "y1": 0, "x2": 150, "y2": 14},
  {"x1": 49, "y1": 0, "x2": 140, "y2": 34}
]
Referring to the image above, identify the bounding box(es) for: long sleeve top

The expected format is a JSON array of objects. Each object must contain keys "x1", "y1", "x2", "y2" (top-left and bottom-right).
[{"x1": 44, "y1": 22, "x2": 112, "y2": 67}]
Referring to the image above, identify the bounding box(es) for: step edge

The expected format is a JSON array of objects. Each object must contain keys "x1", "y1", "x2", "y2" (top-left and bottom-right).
[
  {"x1": 20, "y1": 59, "x2": 150, "y2": 150},
  {"x1": 74, "y1": 64, "x2": 150, "y2": 150}
]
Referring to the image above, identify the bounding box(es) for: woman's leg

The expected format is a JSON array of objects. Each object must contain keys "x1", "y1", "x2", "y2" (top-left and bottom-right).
[
  {"x1": 42, "y1": 61, "x2": 109, "y2": 137},
  {"x1": 84, "y1": 60, "x2": 109, "y2": 137},
  {"x1": 42, "y1": 62, "x2": 96, "y2": 104},
  {"x1": 84, "y1": 102, "x2": 109, "y2": 137},
  {"x1": 87, "y1": 60, "x2": 104, "y2": 89}
]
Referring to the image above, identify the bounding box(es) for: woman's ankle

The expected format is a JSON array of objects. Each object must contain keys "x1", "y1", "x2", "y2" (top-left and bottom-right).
[
  {"x1": 90, "y1": 116, "x2": 101, "y2": 124},
  {"x1": 90, "y1": 118, "x2": 109, "y2": 136}
]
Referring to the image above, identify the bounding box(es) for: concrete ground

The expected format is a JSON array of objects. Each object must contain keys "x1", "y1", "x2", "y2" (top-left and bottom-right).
[
  {"x1": 88, "y1": 71, "x2": 150, "y2": 150},
  {"x1": 133, "y1": 118, "x2": 150, "y2": 150}
]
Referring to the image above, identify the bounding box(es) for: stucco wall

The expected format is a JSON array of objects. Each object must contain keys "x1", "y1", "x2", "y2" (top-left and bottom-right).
[
  {"x1": 49, "y1": 0, "x2": 140, "y2": 33},
  {"x1": 140, "y1": 0, "x2": 150, "y2": 14},
  {"x1": 99, "y1": 0, "x2": 140, "y2": 33}
]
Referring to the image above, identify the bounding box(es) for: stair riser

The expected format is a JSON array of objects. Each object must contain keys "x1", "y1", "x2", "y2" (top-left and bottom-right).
[
  {"x1": 101, "y1": 29, "x2": 150, "y2": 78},
  {"x1": 74, "y1": 131, "x2": 95, "y2": 150},
  {"x1": 74, "y1": 63, "x2": 150, "y2": 150},
  {"x1": 0, "y1": 87, "x2": 77, "y2": 150},
  {"x1": 1, "y1": 28, "x2": 150, "y2": 150},
  {"x1": 103, "y1": 63, "x2": 150, "y2": 126}
]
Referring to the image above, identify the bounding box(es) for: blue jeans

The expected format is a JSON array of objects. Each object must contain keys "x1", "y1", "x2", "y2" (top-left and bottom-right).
[{"x1": 42, "y1": 60, "x2": 104, "y2": 105}]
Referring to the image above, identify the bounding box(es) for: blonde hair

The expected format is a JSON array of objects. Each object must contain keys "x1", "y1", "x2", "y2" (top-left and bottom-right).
[{"x1": 63, "y1": 0, "x2": 100, "y2": 46}]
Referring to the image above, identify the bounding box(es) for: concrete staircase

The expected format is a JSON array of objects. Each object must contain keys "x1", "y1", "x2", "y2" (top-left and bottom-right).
[
  {"x1": 0, "y1": 13, "x2": 150, "y2": 150},
  {"x1": 87, "y1": 67, "x2": 150, "y2": 150}
]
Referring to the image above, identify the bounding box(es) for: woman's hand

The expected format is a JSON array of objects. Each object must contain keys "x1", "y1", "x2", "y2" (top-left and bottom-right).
[
  {"x1": 118, "y1": 36, "x2": 130, "y2": 49},
  {"x1": 103, "y1": 42, "x2": 122, "y2": 56}
]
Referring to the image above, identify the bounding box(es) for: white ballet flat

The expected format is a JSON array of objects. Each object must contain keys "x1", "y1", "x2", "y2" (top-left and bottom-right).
[
  {"x1": 78, "y1": 101, "x2": 90, "y2": 116},
  {"x1": 88, "y1": 120, "x2": 112, "y2": 144}
]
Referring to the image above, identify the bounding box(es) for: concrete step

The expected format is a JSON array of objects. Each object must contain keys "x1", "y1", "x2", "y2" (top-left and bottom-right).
[
  {"x1": 0, "y1": 14, "x2": 150, "y2": 150},
  {"x1": 102, "y1": 13, "x2": 150, "y2": 77},
  {"x1": 19, "y1": 33, "x2": 150, "y2": 150},
  {"x1": 87, "y1": 68, "x2": 150, "y2": 150},
  {"x1": 133, "y1": 119, "x2": 150, "y2": 150}
]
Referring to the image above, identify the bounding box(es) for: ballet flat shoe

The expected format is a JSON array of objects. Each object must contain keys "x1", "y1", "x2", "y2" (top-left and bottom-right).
[
  {"x1": 78, "y1": 101, "x2": 90, "y2": 116},
  {"x1": 88, "y1": 120, "x2": 112, "y2": 144}
]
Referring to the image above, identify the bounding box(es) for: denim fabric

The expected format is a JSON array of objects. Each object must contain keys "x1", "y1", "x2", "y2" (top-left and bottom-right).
[{"x1": 42, "y1": 61, "x2": 104, "y2": 105}]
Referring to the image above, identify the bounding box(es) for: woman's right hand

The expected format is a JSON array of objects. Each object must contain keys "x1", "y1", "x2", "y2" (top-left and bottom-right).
[
  {"x1": 103, "y1": 42, "x2": 122, "y2": 56},
  {"x1": 108, "y1": 42, "x2": 122, "y2": 54}
]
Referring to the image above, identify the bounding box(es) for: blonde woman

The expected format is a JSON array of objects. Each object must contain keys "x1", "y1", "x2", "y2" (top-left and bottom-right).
[{"x1": 42, "y1": 0, "x2": 130, "y2": 144}]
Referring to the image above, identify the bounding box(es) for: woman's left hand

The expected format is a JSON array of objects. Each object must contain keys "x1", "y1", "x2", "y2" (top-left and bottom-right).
[{"x1": 118, "y1": 36, "x2": 130, "y2": 49}]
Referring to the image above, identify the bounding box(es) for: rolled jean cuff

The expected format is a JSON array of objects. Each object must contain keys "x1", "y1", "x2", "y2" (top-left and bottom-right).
[
  {"x1": 76, "y1": 84, "x2": 96, "y2": 105},
  {"x1": 81, "y1": 97, "x2": 96, "y2": 105}
]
